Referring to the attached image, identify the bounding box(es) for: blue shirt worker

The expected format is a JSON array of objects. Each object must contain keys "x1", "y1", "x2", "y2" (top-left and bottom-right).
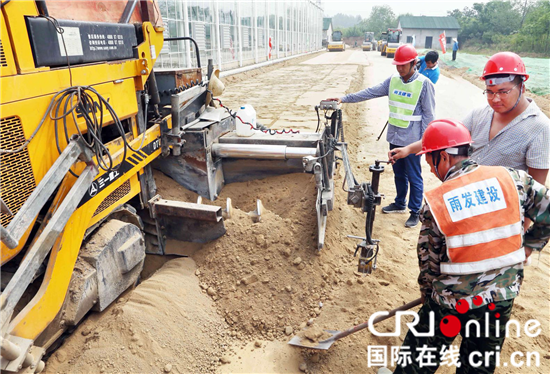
[
  {"x1": 417, "y1": 51, "x2": 440, "y2": 84},
  {"x1": 326, "y1": 44, "x2": 436, "y2": 227},
  {"x1": 452, "y1": 38, "x2": 459, "y2": 61}
]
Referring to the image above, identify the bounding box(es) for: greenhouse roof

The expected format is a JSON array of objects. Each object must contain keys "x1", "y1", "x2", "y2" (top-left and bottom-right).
[{"x1": 399, "y1": 16, "x2": 460, "y2": 30}]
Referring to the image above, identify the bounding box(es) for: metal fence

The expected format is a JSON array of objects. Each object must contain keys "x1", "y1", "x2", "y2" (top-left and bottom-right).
[{"x1": 156, "y1": 0, "x2": 324, "y2": 71}]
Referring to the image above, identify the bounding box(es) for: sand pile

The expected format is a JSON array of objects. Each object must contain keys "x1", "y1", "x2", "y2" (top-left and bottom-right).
[
  {"x1": 45, "y1": 258, "x2": 229, "y2": 374},
  {"x1": 154, "y1": 171, "x2": 367, "y2": 343},
  {"x1": 45, "y1": 166, "x2": 373, "y2": 373}
]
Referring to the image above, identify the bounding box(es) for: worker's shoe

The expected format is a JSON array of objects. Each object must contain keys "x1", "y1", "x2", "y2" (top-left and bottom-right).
[
  {"x1": 382, "y1": 203, "x2": 406, "y2": 214},
  {"x1": 377, "y1": 368, "x2": 393, "y2": 374},
  {"x1": 405, "y1": 211, "x2": 420, "y2": 228}
]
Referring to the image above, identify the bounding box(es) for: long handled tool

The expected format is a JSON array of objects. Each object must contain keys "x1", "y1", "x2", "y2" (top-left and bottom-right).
[
  {"x1": 376, "y1": 121, "x2": 389, "y2": 141},
  {"x1": 288, "y1": 298, "x2": 422, "y2": 350}
]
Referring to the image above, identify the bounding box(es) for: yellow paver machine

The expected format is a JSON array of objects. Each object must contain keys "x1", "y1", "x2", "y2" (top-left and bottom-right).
[{"x1": 0, "y1": 2, "x2": 388, "y2": 371}]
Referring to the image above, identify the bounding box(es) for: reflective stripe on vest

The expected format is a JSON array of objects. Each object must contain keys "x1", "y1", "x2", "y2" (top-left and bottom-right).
[
  {"x1": 424, "y1": 166, "x2": 524, "y2": 275},
  {"x1": 388, "y1": 74, "x2": 426, "y2": 128}
]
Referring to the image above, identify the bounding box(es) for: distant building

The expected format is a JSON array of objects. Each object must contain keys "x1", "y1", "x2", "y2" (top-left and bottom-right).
[
  {"x1": 398, "y1": 16, "x2": 459, "y2": 50},
  {"x1": 323, "y1": 17, "x2": 333, "y2": 46}
]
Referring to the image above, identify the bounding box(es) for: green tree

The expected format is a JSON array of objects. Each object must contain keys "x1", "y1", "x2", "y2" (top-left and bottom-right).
[
  {"x1": 479, "y1": 1, "x2": 521, "y2": 37},
  {"x1": 516, "y1": 0, "x2": 550, "y2": 52},
  {"x1": 513, "y1": 0, "x2": 537, "y2": 27},
  {"x1": 363, "y1": 5, "x2": 397, "y2": 39},
  {"x1": 331, "y1": 13, "x2": 362, "y2": 28},
  {"x1": 343, "y1": 25, "x2": 365, "y2": 37},
  {"x1": 447, "y1": 0, "x2": 549, "y2": 54},
  {"x1": 397, "y1": 12, "x2": 414, "y2": 22},
  {"x1": 447, "y1": 1, "x2": 521, "y2": 41}
]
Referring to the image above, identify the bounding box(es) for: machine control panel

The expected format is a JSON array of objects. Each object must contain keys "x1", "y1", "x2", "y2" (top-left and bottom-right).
[{"x1": 319, "y1": 100, "x2": 339, "y2": 110}]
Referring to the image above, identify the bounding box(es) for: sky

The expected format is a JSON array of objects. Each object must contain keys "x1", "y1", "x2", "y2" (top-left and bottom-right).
[{"x1": 321, "y1": 0, "x2": 492, "y2": 18}]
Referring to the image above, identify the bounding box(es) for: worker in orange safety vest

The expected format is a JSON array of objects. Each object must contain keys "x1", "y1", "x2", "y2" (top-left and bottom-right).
[
  {"x1": 421, "y1": 122, "x2": 524, "y2": 274},
  {"x1": 378, "y1": 118, "x2": 550, "y2": 374}
]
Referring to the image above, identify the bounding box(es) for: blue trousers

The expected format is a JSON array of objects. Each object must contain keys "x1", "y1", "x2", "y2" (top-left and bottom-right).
[{"x1": 390, "y1": 143, "x2": 423, "y2": 213}]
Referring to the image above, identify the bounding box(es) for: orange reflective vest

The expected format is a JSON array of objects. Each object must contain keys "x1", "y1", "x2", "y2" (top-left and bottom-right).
[{"x1": 424, "y1": 166, "x2": 524, "y2": 275}]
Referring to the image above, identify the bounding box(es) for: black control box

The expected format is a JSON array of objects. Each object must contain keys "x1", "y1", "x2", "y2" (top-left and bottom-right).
[{"x1": 26, "y1": 17, "x2": 138, "y2": 68}]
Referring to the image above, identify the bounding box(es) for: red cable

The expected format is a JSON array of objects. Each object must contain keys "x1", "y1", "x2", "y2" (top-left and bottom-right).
[{"x1": 215, "y1": 99, "x2": 300, "y2": 134}]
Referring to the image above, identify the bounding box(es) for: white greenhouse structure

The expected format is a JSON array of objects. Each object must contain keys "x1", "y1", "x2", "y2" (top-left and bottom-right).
[{"x1": 157, "y1": 0, "x2": 325, "y2": 71}]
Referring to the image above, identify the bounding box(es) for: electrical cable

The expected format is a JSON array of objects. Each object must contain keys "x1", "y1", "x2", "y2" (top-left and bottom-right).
[
  {"x1": 315, "y1": 105, "x2": 321, "y2": 133},
  {"x1": 342, "y1": 174, "x2": 349, "y2": 193},
  {"x1": 0, "y1": 95, "x2": 56, "y2": 154},
  {"x1": 315, "y1": 107, "x2": 332, "y2": 134},
  {"x1": 337, "y1": 109, "x2": 345, "y2": 142},
  {"x1": 0, "y1": 15, "x2": 121, "y2": 157},
  {"x1": 1, "y1": 14, "x2": 146, "y2": 181},
  {"x1": 143, "y1": 92, "x2": 149, "y2": 128},
  {"x1": 363, "y1": 183, "x2": 375, "y2": 245},
  {"x1": 360, "y1": 244, "x2": 379, "y2": 268},
  {"x1": 314, "y1": 137, "x2": 338, "y2": 161},
  {"x1": 153, "y1": 0, "x2": 162, "y2": 26},
  {"x1": 41, "y1": 15, "x2": 73, "y2": 87},
  {"x1": 1, "y1": 84, "x2": 147, "y2": 180},
  {"x1": 201, "y1": 81, "x2": 296, "y2": 134},
  {"x1": 213, "y1": 97, "x2": 300, "y2": 135},
  {"x1": 164, "y1": 36, "x2": 201, "y2": 68},
  {"x1": 342, "y1": 169, "x2": 360, "y2": 192},
  {"x1": 49, "y1": 85, "x2": 147, "y2": 177}
]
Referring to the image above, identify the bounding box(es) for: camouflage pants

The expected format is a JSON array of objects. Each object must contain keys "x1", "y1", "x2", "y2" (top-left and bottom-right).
[{"x1": 393, "y1": 297, "x2": 514, "y2": 374}]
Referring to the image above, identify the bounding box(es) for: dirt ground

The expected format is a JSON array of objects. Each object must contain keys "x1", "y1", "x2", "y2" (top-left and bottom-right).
[{"x1": 46, "y1": 50, "x2": 549, "y2": 374}]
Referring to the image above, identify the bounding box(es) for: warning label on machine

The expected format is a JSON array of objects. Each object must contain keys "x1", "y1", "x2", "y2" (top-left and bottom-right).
[{"x1": 57, "y1": 26, "x2": 84, "y2": 56}]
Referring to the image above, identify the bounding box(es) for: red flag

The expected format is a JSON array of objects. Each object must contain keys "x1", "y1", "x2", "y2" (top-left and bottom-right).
[{"x1": 439, "y1": 32, "x2": 447, "y2": 54}]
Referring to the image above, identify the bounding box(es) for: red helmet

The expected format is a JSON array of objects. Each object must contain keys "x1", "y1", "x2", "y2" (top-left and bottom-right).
[
  {"x1": 481, "y1": 52, "x2": 529, "y2": 82},
  {"x1": 392, "y1": 44, "x2": 418, "y2": 65},
  {"x1": 417, "y1": 119, "x2": 472, "y2": 155}
]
